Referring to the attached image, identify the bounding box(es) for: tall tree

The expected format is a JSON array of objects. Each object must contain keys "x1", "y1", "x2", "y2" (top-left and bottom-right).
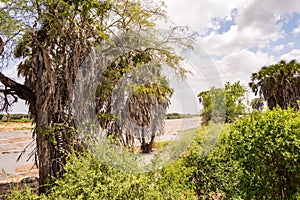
[
  {"x1": 249, "y1": 60, "x2": 300, "y2": 110},
  {"x1": 96, "y1": 60, "x2": 174, "y2": 153},
  {"x1": 0, "y1": 0, "x2": 188, "y2": 193},
  {"x1": 198, "y1": 81, "x2": 247, "y2": 124},
  {"x1": 224, "y1": 81, "x2": 247, "y2": 122}
]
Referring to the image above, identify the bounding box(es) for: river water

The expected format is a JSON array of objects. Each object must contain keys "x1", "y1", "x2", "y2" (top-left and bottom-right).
[
  {"x1": 0, "y1": 130, "x2": 37, "y2": 182},
  {"x1": 0, "y1": 117, "x2": 200, "y2": 182}
]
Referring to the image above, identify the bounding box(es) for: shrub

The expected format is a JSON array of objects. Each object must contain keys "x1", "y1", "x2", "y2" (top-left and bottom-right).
[
  {"x1": 184, "y1": 125, "x2": 243, "y2": 199},
  {"x1": 7, "y1": 152, "x2": 195, "y2": 200},
  {"x1": 184, "y1": 108, "x2": 300, "y2": 199},
  {"x1": 225, "y1": 107, "x2": 300, "y2": 199}
]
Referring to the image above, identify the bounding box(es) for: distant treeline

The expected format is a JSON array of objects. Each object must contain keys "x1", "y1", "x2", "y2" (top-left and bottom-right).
[
  {"x1": 1, "y1": 113, "x2": 197, "y2": 121},
  {"x1": 166, "y1": 113, "x2": 199, "y2": 119},
  {"x1": 0, "y1": 113, "x2": 31, "y2": 122}
]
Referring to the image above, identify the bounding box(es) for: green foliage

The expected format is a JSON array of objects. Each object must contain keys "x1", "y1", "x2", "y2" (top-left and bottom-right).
[
  {"x1": 184, "y1": 125, "x2": 243, "y2": 199},
  {"x1": 0, "y1": 113, "x2": 31, "y2": 122},
  {"x1": 183, "y1": 108, "x2": 300, "y2": 199},
  {"x1": 165, "y1": 113, "x2": 199, "y2": 119},
  {"x1": 251, "y1": 97, "x2": 264, "y2": 111},
  {"x1": 198, "y1": 81, "x2": 247, "y2": 124},
  {"x1": 226, "y1": 107, "x2": 300, "y2": 199},
  {"x1": 6, "y1": 108, "x2": 300, "y2": 199},
  {"x1": 7, "y1": 153, "x2": 196, "y2": 200},
  {"x1": 250, "y1": 60, "x2": 300, "y2": 110},
  {"x1": 224, "y1": 81, "x2": 247, "y2": 122},
  {"x1": 154, "y1": 140, "x2": 171, "y2": 150}
]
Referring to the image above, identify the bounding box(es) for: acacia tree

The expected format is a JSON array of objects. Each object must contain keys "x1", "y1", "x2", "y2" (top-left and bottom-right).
[
  {"x1": 249, "y1": 60, "x2": 300, "y2": 110},
  {"x1": 198, "y1": 81, "x2": 247, "y2": 124},
  {"x1": 0, "y1": 0, "x2": 186, "y2": 193}
]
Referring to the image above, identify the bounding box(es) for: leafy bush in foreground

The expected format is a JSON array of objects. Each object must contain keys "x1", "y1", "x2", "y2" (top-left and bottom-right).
[
  {"x1": 8, "y1": 153, "x2": 195, "y2": 200},
  {"x1": 184, "y1": 125, "x2": 243, "y2": 199},
  {"x1": 186, "y1": 108, "x2": 300, "y2": 199},
  {"x1": 226, "y1": 108, "x2": 300, "y2": 199}
]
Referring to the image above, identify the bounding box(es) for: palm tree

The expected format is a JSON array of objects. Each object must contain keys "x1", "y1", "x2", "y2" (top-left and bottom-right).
[
  {"x1": 251, "y1": 98, "x2": 264, "y2": 111},
  {"x1": 249, "y1": 60, "x2": 300, "y2": 110}
]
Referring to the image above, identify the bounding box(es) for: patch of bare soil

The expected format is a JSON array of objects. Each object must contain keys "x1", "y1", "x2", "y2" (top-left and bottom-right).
[{"x1": 0, "y1": 122, "x2": 34, "y2": 132}]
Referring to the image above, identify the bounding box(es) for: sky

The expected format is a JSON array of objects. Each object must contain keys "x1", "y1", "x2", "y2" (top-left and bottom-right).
[
  {"x1": 164, "y1": 0, "x2": 300, "y2": 82},
  {"x1": 2, "y1": 0, "x2": 300, "y2": 114},
  {"x1": 163, "y1": 0, "x2": 300, "y2": 113}
]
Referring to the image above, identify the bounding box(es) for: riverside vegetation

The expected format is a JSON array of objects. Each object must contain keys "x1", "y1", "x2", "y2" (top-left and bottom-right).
[
  {"x1": 1, "y1": 0, "x2": 300, "y2": 198},
  {"x1": 3, "y1": 107, "x2": 300, "y2": 199}
]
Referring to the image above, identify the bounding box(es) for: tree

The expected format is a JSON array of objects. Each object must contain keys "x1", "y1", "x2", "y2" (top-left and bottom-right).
[
  {"x1": 0, "y1": 0, "x2": 189, "y2": 193},
  {"x1": 251, "y1": 97, "x2": 264, "y2": 111},
  {"x1": 198, "y1": 88, "x2": 224, "y2": 124},
  {"x1": 224, "y1": 81, "x2": 247, "y2": 122},
  {"x1": 96, "y1": 61, "x2": 173, "y2": 153},
  {"x1": 198, "y1": 81, "x2": 247, "y2": 124},
  {"x1": 249, "y1": 60, "x2": 300, "y2": 110}
]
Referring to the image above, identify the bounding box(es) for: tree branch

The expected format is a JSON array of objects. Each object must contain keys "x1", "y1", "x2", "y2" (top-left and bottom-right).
[{"x1": 0, "y1": 72, "x2": 35, "y2": 103}]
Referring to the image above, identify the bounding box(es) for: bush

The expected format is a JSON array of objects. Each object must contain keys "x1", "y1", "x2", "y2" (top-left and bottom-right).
[
  {"x1": 7, "y1": 108, "x2": 300, "y2": 199},
  {"x1": 47, "y1": 154, "x2": 195, "y2": 199},
  {"x1": 184, "y1": 108, "x2": 300, "y2": 199},
  {"x1": 225, "y1": 107, "x2": 300, "y2": 199},
  {"x1": 0, "y1": 113, "x2": 31, "y2": 122},
  {"x1": 7, "y1": 153, "x2": 195, "y2": 200},
  {"x1": 184, "y1": 125, "x2": 243, "y2": 199}
]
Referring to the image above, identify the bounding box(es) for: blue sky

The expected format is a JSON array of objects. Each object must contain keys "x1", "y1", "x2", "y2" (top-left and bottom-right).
[
  {"x1": 165, "y1": 0, "x2": 300, "y2": 83},
  {"x1": 3, "y1": 0, "x2": 300, "y2": 113},
  {"x1": 162, "y1": 0, "x2": 300, "y2": 113}
]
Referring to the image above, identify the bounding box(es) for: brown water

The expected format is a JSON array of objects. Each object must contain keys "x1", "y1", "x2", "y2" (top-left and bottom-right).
[
  {"x1": 0, "y1": 117, "x2": 201, "y2": 182},
  {"x1": 0, "y1": 130, "x2": 37, "y2": 182}
]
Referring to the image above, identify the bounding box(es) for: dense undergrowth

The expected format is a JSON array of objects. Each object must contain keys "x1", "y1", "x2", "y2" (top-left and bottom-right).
[{"x1": 5, "y1": 107, "x2": 300, "y2": 199}]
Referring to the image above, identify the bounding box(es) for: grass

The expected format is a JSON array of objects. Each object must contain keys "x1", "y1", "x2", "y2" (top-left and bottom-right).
[{"x1": 153, "y1": 141, "x2": 171, "y2": 150}]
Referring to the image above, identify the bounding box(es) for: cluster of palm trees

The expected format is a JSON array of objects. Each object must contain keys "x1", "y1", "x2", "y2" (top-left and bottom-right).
[{"x1": 249, "y1": 60, "x2": 300, "y2": 110}]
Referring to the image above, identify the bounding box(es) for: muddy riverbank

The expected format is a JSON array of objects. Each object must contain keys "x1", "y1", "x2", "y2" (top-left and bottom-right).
[{"x1": 0, "y1": 117, "x2": 200, "y2": 185}]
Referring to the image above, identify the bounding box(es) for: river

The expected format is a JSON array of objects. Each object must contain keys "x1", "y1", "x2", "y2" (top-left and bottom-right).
[{"x1": 0, "y1": 117, "x2": 201, "y2": 182}]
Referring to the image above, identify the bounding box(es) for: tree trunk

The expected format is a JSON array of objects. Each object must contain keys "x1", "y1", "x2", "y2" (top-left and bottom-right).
[{"x1": 31, "y1": 38, "x2": 72, "y2": 193}]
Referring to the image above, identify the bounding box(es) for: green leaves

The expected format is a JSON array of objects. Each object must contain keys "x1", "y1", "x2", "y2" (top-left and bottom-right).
[
  {"x1": 226, "y1": 107, "x2": 300, "y2": 199},
  {"x1": 198, "y1": 81, "x2": 247, "y2": 124},
  {"x1": 184, "y1": 107, "x2": 300, "y2": 199},
  {"x1": 8, "y1": 152, "x2": 195, "y2": 199},
  {"x1": 249, "y1": 60, "x2": 300, "y2": 110}
]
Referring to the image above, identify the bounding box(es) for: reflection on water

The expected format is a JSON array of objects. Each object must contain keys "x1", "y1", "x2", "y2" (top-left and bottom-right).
[{"x1": 0, "y1": 130, "x2": 36, "y2": 181}]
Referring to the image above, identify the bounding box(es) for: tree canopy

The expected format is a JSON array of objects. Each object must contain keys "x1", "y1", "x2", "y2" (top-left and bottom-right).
[
  {"x1": 249, "y1": 60, "x2": 300, "y2": 110},
  {"x1": 198, "y1": 81, "x2": 247, "y2": 124},
  {"x1": 0, "y1": 0, "x2": 192, "y2": 193}
]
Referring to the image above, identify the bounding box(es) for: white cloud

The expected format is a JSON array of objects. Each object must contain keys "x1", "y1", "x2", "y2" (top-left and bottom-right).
[
  {"x1": 292, "y1": 25, "x2": 300, "y2": 35},
  {"x1": 199, "y1": 24, "x2": 284, "y2": 57},
  {"x1": 166, "y1": 0, "x2": 300, "y2": 58},
  {"x1": 280, "y1": 49, "x2": 300, "y2": 61},
  {"x1": 215, "y1": 49, "x2": 275, "y2": 85},
  {"x1": 273, "y1": 44, "x2": 285, "y2": 52},
  {"x1": 288, "y1": 42, "x2": 295, "y2": 47},
  {"x1": 164, "y1": 0, "x2": 246, "y2": 31},
  {"x1": 164, "y1": 0, "x2": 300, "y2": 99}
]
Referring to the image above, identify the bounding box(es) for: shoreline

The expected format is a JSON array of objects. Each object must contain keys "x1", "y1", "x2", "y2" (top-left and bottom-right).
[{"x1": 0, "y1": 122, "x2": 34, "y2": 132}]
